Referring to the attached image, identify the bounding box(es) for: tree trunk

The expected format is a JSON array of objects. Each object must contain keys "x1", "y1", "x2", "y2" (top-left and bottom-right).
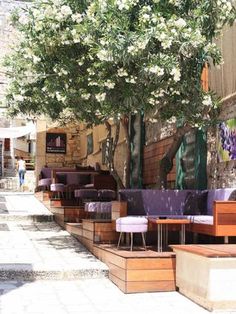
[
  {"x1": 104, "y1": 120, "x2": 125, "y2": 189},
  {"x1": 121, "y1": 115, "x2": 131, "y2": 188},
  {"x1": 157, "y1": 125, "x2": 193, "y2": 189}
]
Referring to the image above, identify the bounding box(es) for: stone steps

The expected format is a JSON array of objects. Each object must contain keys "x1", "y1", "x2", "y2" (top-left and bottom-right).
[
  {"x1": 0, "y1": 263, "x2": 108, "y2": 281},
  {"x1": 0, "y1": 194, "x2": 108, "y2": 281}
]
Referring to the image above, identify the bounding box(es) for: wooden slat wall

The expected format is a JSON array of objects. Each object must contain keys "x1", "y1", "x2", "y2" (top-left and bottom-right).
[
  {"x1": 209, "y1": 25, "x2": 236, "y2": 98},
  {"x1": 143, "y1": 137, "x2": 176, "y2": 187}
]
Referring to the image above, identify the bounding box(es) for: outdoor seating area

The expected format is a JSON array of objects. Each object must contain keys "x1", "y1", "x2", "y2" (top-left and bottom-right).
[
  {"x1": 36, "y1": 184, "x2": 236, "y2": 306},
  {"x1": 36, "y1": 166, "x2": 117, "y2": 205}
]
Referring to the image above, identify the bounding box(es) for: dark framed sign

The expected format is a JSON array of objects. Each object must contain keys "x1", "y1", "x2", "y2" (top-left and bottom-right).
[{"x1": 46, "y1": 133, "x2": 66, "y2": 154}]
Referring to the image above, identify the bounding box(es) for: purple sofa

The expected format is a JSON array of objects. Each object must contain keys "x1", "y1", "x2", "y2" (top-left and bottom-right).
[
  {"x1": 118, "y1": 188, "x2": 236, "y2": 238},
  {"x1": 119, "y1": 188, "x2": 236, "y2": 216}
]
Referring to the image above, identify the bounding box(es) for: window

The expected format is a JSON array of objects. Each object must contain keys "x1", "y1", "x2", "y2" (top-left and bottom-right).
[
  {"x1": 87, "y1": 133, "x2": 93, "y2": 155},
  {"x1": 101, "y1": 138, "x2": 113, "y2": 165}
]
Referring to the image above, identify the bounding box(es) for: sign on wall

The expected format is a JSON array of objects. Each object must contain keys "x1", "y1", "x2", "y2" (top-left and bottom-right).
[
  {"x1": 46, "y1": 133, "x2": 66, "y2": 154},
  {"x1": 218, "y1": 118, "x2": 236, "y2": 161}
]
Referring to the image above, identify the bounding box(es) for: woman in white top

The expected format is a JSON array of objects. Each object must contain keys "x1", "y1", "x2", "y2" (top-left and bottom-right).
[{"x1": 17, "y1": 156, "x2": 26, "y2": 187}]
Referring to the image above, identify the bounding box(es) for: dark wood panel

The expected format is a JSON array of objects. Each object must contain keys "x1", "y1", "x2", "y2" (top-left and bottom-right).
[{"x1": 218, "y1": 214, "x2": 236, "y2": 225}]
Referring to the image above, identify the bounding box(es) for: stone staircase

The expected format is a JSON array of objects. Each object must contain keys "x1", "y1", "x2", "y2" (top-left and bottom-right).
[
  {"x1": 0, "y1": 193, "x2": 108, "y2": 281},
  {"x1": 0, "y1": 170, "x2": 36, "y2": 192}
]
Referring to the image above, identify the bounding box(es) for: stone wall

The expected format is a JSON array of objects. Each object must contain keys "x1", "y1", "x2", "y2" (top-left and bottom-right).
[
  {"x1": 35, "y1": 119, "x2": 81, "y2": 181},
  {"x1": 207, "y1": 96, "x2": 236, "y2": 189}
]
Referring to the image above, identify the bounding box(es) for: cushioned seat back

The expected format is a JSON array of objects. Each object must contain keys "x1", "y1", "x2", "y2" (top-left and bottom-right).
[
  {"x1": 207, "y1": 188, "x2": 236, "y2": 215},
  {"x1": 40, "y1": 167, "x2": 51, "y2": 179},
  {"x1": 142, "y1": 190, "x2": 194, "y2": 216},
  {"x1": 119, "y1": 189, "x2": 196, "y2": 216},
  {"x1": 119, "y1": 190, "x2": 145, "y2": 216}
]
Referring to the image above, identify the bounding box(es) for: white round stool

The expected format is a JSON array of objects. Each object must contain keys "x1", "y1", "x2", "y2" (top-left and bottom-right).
[{"x1": 116, "y1": 216, "x2": 148, "y2": 251}]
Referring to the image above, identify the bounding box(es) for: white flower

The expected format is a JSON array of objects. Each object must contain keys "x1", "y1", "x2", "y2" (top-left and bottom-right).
[
  {"x1": 170, "y1": 67, "x2": 181, "y2": 82},
  {"x1": 19, "y1": 15, "x2": 28, "y2": 25},
  {"x1": 174, "y1": 18, "x2": 186, "y2": 28},
  {"x1": 97, "y1": 49, "x2": 113, "y2": 61},
  {"x1": 56, "y1": 92, "x2": 66, "y2": 103},
  {"x1": 125, "y1": 76, "x2": 136, "y2": 83},
  {"x1": 13, "y1": 94, "x2": 24, "y2": 102},
  {"x1": 202, "y1": 95, "x2": 212, "y2": 107},
  {"x1": 104, "y1": 80, "x2": 115, "y2": 89},
  {"x1": 81, "y1": 93, "x2": 91, "y2": 100},
  {"x1": 161, "y1": 39, "x2": 172, "y2": 49},
  {"x1": 96, "y1": 93, "x2": 106, "y2": 102},
  {"x1": 32, "y1": 55, "x2": 41, "y2": 64},
  {"x1": 117, "y1": 68, "x2": 128, "y2": 77},
  {"x1": 149, "y1": 65, "x2": 164, "y2": 76},
  {"x1": 127, "y1": 45, "x2": 136, "y2": 54},
  {"x1": 60, "y1": 5, "x2": 72, "y2": 17},
  {"x1": 71, "y1": 29, "x2": 77, "y2": 36},
  {"x1": 71, "y1": 13, "x2": 83, "y2": 23},
  {"x1": 53, "y1": 0, "x2": 62, "y2": 6},
  {"x1": 142, "y1": 13, "x2": 150, "y2": 21}
]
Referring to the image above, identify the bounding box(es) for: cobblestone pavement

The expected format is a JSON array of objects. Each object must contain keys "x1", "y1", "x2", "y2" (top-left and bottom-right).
[{"x1": 0, "y1": 193, "x2": 235, "y2": 314}]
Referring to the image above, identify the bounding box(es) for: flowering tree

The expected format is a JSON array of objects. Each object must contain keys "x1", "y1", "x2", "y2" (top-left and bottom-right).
[{"x1": 3, "y1": 0, "x2": 236, "y2": 188}]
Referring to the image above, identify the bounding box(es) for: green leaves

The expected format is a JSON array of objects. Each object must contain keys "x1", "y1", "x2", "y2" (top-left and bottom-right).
[{"x1": 3, "y1": 0, "x2": 236, "y2": 128}]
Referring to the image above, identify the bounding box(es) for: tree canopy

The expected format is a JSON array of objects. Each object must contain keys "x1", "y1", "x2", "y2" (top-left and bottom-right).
[{"x1": 3, "y1": 0, "x2": 236, "y2": 128}]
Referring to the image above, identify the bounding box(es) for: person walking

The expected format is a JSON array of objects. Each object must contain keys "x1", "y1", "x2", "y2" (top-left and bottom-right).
[{"x1": 16, "y1": 156, "x2": 26, "y2": 189}]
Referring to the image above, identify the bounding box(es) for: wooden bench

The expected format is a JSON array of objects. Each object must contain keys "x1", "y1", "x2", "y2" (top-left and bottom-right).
[
  {"x1": 171, "y1": 244, "x2": 236, "y2": 311},
  {"x1": 189, "y1": 201, "x2": 236, "y2": 242}
]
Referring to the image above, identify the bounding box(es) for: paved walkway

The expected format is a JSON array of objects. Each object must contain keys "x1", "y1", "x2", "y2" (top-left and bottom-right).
[{"x1": 0, "y1": 193, "x2": 234, "y2": 314}]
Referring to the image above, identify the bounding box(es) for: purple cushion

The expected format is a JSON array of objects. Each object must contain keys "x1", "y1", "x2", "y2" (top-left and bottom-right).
[
  {"x1": 66, "y1": 173, "x2": 80, "y2": 185},
  {"x1": 85, "y1": 202, "x2": 100, "y2": 212},
  {"x1": 74, "y1": 189, "x2": 98, "y2": 199},
  {"x1": 142, "y1": 190, "x2": 196, "y2": 216},
  {"x1": 228, "y1": 190, "x2": 236, "y2": 200},
  {"x1": 38, "y1": 178, "x2": 52, "y2": 187},
  {"x1": 100, "y1": 202, "x2": 112, "y2": 213},
  {"x1": 119, "y1": 190, "x2": 145, "y2": 216},
  {"x1": 183, "y1": 191, "x2": 208, "y2": 215},
  {"x1": 50, "y1": 183, "x2": 65, "y2": 192},
  {"x1": 40, "y1": 167, "x2": 51, "y2": 179},
  {"x1": 98, "y1": 189, "x2": 116, "y2": 201}
]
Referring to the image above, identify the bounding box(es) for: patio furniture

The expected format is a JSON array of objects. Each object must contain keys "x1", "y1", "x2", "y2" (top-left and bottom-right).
[
  {"x1": 74, "y1": 188, "x2": 98, "y2": 205},
  {"x1": 117, "y1": 188, "x2": 236, "y2": 240},
  {"x1": 116, "y1": 216, "x2": 148, "y2": 251},
  {"x1": 149, "y1": 217, "x2": 190, "y2": 252},
  {"x1": 98, "y1": 189, "x2": 116, "y2": 201},
  {"x1": 50, "y1": 183, "x2": 65, "y2": 199},
  {"x1": 37, "y1": 178, "x2": 52, "y2": 191}
]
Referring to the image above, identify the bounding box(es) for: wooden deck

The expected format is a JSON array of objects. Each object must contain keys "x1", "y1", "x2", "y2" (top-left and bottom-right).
[
  {"x1": 93, "y1": 244, "x2": 176, "y2": 293},
  {"x1": 63, "y1": 220, "x2": 176, "y2": 293}
]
